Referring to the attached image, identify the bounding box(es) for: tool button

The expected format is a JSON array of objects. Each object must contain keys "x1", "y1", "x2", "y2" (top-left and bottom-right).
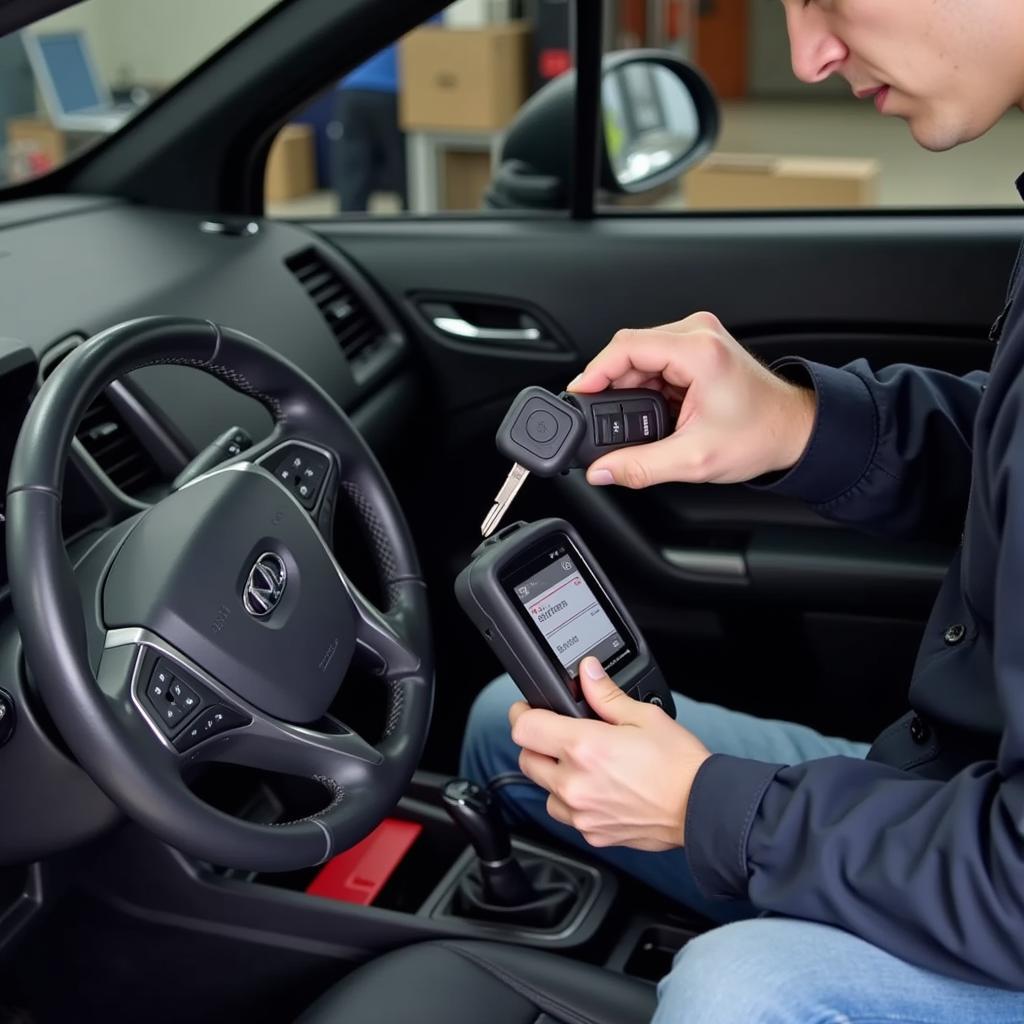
[{"x1": 943, "y1": 623, "x2": 966, "y2": 646}]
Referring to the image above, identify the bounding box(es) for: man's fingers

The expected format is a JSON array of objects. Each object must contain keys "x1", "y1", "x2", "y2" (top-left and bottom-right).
[
  {"x1": 545, "y1": 793, "x2": 574, "y2": 827},
  {"x1": 508, "y1": 700, "x2": 530, "y2": 731},
  {"x1": 578, "y1": 657, "x2": 644, "y2": 726},
  {"x1": 518, "y1": 747, "x2": 560, "y2": 793},
  {"x1": 509, "y1": 705, "x2": 573, "y2": 759},
  {"x1": 569, "y1": 328, "x2": 707, "y2": 394}
]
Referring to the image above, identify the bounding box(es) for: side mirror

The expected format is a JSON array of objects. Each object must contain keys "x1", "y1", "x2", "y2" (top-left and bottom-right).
[{"x1": 485, "y1": 50, "x2": 719, "y2": 210}]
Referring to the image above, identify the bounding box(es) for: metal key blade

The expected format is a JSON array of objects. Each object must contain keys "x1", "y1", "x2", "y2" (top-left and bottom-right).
[{"x1": 481, "y1": 463, "x2": 530, "y2": 537}]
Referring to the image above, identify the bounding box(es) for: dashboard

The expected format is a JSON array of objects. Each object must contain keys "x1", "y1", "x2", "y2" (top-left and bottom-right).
[{"x1": 0, "y1": 194, "x2": 420, "y2": 863}]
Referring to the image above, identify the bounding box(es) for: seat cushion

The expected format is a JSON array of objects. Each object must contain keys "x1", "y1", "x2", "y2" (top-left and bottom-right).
[{"x1": 297, "y1": 940, "x2": 657, "y2": 1024}]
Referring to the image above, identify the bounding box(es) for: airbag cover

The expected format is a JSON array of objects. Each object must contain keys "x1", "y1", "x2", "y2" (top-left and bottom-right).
[{"x1": 103, "y1": 467, "x2": 356, "y2": 723}]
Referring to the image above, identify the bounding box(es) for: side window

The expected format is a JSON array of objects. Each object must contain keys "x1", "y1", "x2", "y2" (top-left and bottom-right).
[
  {"x1": 597, "y1": 0, "x2": 1022, "y2": 213},
  {"x1": 1, "y1": 0, "x2": 279, "y2": 191},
  {"x1": 264, "y1": 1, "x2": 572, "y2": 217}
]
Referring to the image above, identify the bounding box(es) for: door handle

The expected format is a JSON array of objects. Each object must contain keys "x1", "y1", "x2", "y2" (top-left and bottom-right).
[
  {"x1": 431, "y1": 315, "x2": 542, "y2": 344},
  {"x1": 661, "y1": 546, "x2": 747, "y2": 578}
]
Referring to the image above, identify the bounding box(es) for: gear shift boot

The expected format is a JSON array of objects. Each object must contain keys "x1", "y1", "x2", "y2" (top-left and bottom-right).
[
  {"x1": 441, "y1": 777, "x2": 590, "y2": 930},
  {"x1": 454, "y1": 855, "x2": 583, "y2": 929}
]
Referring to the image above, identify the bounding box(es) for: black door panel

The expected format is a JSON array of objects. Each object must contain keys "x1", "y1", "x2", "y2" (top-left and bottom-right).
[{"x1": 312, "y1": 213, "x2": 1017, "y2": 759}]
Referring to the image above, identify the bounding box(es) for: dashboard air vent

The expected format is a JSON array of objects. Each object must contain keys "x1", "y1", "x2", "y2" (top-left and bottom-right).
[
  {"x1": 286, "y1": 248, "x2": 385, "y2": 365},
  {"x1": 76, "y1": 391, "x2": 161, "y2": 497}
]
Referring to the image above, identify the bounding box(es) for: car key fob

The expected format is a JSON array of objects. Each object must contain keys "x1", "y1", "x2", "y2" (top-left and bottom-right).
[
  {"x1": 495, "y1": 385, "x2": 671, "y2": 477},
  {"x1": 562, "y1": 389, "x2": 671, "y2": 469}
]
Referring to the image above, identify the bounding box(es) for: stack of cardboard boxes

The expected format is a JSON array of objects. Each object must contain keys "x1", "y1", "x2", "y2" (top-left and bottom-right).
[{"x1": 399, "y1": 18, "x2": 531, "y2": 209}]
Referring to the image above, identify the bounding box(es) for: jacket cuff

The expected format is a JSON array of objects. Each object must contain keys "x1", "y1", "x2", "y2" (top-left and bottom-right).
[
  {"x1": 684, "y1": 753, "x2": 783, "y2": 899},
  {"x1": 748, "y1": 358, "x2": 878, "y2": 506}
]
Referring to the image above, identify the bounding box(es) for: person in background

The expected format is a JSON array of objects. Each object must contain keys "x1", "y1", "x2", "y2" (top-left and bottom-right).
[{"x1": 329, "y1": 14, "x2": 442, "y2": 212}]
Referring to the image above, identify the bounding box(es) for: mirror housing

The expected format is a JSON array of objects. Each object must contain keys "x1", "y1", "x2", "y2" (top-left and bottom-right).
[{"x1": 485, "y1": 49, "x2": 719, "y2": 211}]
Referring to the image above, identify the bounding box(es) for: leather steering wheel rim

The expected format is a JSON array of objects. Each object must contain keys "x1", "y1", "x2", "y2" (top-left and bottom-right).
[{"x1": 7, "y1": 316, "x2": 434, "y2": 871}]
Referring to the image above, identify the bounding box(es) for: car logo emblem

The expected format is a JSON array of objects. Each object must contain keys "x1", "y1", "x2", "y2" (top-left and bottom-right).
[{"x1": 243, "y1": 552, "x2": 287, "y2": 618}]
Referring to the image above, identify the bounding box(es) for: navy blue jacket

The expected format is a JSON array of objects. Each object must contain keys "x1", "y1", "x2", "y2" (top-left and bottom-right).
[{"x1": 685, "y1": 231, "x2": 1024, "y2": 988}]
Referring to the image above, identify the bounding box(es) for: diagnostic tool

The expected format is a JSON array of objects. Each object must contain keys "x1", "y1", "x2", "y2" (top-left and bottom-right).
[{"x1": 456, "y1": 518, "x2": 675, "y2": 718}]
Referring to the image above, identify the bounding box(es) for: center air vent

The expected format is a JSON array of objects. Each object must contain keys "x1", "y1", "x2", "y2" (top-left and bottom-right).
[
  {"x1": 285, "y1": 248, "x2": 387, "y2": 368},
  {"x1": 76, "y1": 392, "x2": 161, "y2": 497},
  {"x1": 39, "y1": 337, "x2": 165, "y2": 500}
]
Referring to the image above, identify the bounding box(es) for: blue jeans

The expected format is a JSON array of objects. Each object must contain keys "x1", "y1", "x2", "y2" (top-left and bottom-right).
[{"x1": 460, "y1": 675, "x2": 1024, "y2": 1023}]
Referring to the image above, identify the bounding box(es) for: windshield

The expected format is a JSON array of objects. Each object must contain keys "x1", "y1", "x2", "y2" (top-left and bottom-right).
[{"x1": 1, "y1": 0, "x2": 280, "y2": 188}]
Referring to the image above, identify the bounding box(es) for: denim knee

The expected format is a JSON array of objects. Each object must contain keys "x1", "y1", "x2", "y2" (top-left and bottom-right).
[
  {"x1": 654, "y1": 919, "x2": 851, "y2": 1024},
  {"x1": 458, "y1": 674, "x2": 522, "y2": 785}
]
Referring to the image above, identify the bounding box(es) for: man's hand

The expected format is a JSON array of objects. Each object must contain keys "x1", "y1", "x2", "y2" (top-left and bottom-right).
[
  {"x1": 568, "y1": 311, "x2": 816, "y2": 489},
  {"x1": 509, "y1": 657, "x2": 711, "y2": 851}
]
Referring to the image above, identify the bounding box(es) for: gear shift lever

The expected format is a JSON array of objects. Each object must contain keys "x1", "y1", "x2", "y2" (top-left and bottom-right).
[{"x1": 442, "y1": 778, "x2": 535, "y2": 905}]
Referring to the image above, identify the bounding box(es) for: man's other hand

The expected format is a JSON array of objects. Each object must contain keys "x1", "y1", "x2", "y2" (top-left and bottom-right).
[
  {"x1": 568, "y1": 311, "x2": 816, "y2": 489},
  {"x1": 509, "y1": 657, "x2": 711, "y2": 851}
]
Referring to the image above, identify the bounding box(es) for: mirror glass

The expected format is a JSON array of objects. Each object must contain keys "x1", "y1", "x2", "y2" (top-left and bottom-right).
[{"x1": 602, "y1": 62, "x2": 699, "y2": 188}]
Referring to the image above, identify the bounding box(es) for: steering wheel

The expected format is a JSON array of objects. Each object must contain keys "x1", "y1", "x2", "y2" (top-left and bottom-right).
[{"x1": 6, "y1": 317, "x2": 433, "y2": 872}]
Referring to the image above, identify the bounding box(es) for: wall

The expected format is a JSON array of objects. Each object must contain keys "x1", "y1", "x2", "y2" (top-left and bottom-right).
[
  {"x1": 33, "y1": 0, "x2": 278, "y2": 89},
  {"x1": 747, "y1": 0, "x2": 845, "y2": 98}
]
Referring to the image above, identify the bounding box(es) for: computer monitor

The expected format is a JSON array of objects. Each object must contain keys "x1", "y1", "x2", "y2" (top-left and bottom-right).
[{"x1": 21, "y1": 29, "x2": 131, "y2": 133}]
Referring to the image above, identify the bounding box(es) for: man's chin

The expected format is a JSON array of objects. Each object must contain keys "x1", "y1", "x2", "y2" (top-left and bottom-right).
[
  {"x1": 906, "y1": 111, "x2": 990, "y2": 153},
  {"x1": 908, "y1": 126, "x2": 960, "y2": 153}
]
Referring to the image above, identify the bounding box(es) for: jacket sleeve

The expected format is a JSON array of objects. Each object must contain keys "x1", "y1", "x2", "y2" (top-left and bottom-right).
[
  {"x1": 684, "y1": 370, "x2": 1024, "y2": 990},
  {"x1": 752, "y1": 358, "x2": 988, "y2": 545}
]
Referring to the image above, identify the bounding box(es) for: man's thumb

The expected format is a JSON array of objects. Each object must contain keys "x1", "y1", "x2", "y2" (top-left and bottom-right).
[
  {"x1": 579, "y1": 657, "x2": 640, "y2": 725},
  {"x1": 585, "y1": 434, "x2": 686, "y2": 490}
]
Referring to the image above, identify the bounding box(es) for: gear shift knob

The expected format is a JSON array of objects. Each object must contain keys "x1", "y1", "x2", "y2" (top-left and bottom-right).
[
  {"x1": 443, "y1": 777, "x2": 538, "y2": 906},
  {"x1": 442, "y1": 777, "x2": 511, "y2": 863}
]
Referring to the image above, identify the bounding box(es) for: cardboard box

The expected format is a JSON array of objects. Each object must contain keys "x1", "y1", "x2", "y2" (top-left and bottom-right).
[
  {"x1": 265, "y1": 123, "x2": 317, "y2": 203},
  {"x1": 443, "y1": 148, "x2": 493, "y2": 210},
  {"x1": 5, "y1": 117, "x2": 65, "y2": 181},
  {"x1": 399, "y1": 22, "x2": 531, "y2": 133},
  {"x1": 684, "y1": 153, "x2": 879, "y2": 209}
]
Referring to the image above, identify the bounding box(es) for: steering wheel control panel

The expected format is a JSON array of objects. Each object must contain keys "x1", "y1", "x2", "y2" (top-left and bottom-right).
[
  {"x1": 456, "y1": 518, "x2": 674, "y2": 718},
  {"x1": 139, "y1": 648, "x2": 251, "y2": 752},
  {"x1": 267, "y1": 443, "x2": 332, "y2": 510}
]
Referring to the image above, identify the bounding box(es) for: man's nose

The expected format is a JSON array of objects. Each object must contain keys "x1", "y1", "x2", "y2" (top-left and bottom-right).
[{"x1": 785, "y1": 6, "x2": 847, "y2": 84}]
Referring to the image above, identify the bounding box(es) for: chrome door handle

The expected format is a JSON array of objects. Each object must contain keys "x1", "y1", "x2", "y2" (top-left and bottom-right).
[
  {"x1": 661, "y1": 547, "x2": 748, "y2": 578},
  {"x1": 431, "y1": 316, "x2": 542, "y2": 343}
]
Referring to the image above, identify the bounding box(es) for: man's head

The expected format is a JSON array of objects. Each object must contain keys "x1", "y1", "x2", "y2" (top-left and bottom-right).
[{"x1": 782, "y1": 0, "x2": 1024, "y2": 152}]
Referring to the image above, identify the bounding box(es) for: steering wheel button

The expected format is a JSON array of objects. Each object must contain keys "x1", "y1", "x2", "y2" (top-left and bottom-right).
[
  {"x1": 174, "y1": 704, "x2": 250, "y2": 753},
  {"x1": 171, "y1": 678, "x2": 201, "y2": 709}
]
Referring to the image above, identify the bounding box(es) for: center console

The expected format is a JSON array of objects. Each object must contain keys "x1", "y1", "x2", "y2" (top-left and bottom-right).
[{"x1": 72, "y1": 769, "x2": 708, "y2": 985}]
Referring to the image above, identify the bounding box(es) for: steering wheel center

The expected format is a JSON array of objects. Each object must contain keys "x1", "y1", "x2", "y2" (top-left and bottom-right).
[{"x1": 102, "y1": 462, "x2": 357, "y2": 723}]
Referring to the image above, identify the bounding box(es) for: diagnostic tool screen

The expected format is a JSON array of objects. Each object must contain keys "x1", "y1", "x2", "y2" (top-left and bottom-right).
[{"x1": 504, "y1": 535, "x2": 637, "y2": 688}]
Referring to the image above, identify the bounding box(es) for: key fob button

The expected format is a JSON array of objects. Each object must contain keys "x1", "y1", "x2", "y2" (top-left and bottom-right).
[
  {"x1": 625, "y1": 410, "x2": 653, "y2": 441},
  {"x1": 608, "y1": 412, "x2": 624, "y2": 443},
  {"x1": 507, "y1": 395, "x2": 577, "y2": 462},
  {"x1": 525, "y1": 410, "x2": 559, "y2": 443}
]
